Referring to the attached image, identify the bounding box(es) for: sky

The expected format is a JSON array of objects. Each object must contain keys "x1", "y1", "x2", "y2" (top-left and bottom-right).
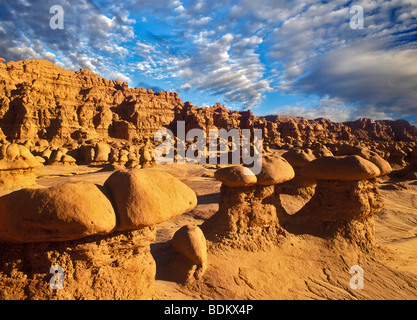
[{"x1": 0, "y1": 0, "x2": 417, "y2": 124}]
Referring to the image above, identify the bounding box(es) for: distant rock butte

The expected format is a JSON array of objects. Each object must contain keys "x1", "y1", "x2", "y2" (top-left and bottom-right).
[
  {"x1": 0, "y1": 58, "x2": 416, "y2": 145},
  {"x1": 0, "y1": 58, "x2": 182, "y2": 142}
]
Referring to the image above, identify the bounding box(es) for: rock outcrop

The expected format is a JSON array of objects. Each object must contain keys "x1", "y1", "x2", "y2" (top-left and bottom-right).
[
  {"x1": 0, "y1": 143, "x2": 42, "y2": 189},
  {"x1": 1, "y1": 58, "x2": 416, "y2": 157},
  {"x1": 0, "y1": 169, "x2": 197, "y2": 300},
  {"x1": 171, "y1": 225, "x2": 208, "y2": 282},
  {"x1": 0, "y1": 228, "x2": 156, "y2": 300},
  {"x1": 0, "y1": 182, "x2": 116, "y2": 242},
  {"x1": 0, "y1": 58, "x2": 183, "y2": 143},
  {"x1": 287, "y1": 155, "x2": 385, "y2": 248},
  {"x1": 104, "y1": 169, "x2": 197, "y2": 230},
  {"x1": 202, "y1": 156, "x2": 294, "y2": 250}
]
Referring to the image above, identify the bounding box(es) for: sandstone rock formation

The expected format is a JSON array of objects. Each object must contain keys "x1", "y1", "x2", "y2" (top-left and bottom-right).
[
  {"x1": 171, "y1": 225, "x2": 208, "y2": 281},
  {"x1": 0, "y1": 169, "x2": 198, "y2": 300},
  {"x1": 104, "y1": 169, "x2": 197, "y2": 230},
  {"x1": 0, "y1": 143, "x2": 42, "y2": 189},
  {"x1": 286, "y1": 155, "x2": 385, "y2": 248},
  {"x1": 301, "y1": 155, "x2": 381, "y2": 181},
  {"x1": 214, "y1": 165, "x2": 257, "y2": 187},
  {"x1": 335, "y1": 144, "x2": 392, "y2": 176},
  {"x1": 202, "y1": 156, "x2": 294, "y2": 250},
  {"x1": 255, "y1": 155, "x2": 295, "y2": 185},
  {"x1": 0, "y1": 58, "x2": 183, "y2": 143},
  {"x1": 1, "y1": 58, "x2": 416, "y2": 159},
  {"x1": 0, "y1": 228, "x2": 156, "y2": 300},
  {"x1": 277, "y1": 149, "x2": 317, "y2": 217},
  {"x1": 0, "y1": 182, "x2": 116, "y2": 242}
]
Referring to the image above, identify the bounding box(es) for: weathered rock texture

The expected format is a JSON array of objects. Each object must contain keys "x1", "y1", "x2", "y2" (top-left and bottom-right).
[
  {"x1": 0, "y1": 143, "x2": 42, "y2": 189},
  {"x1": 0, "y1": 169, "x2": 197, "y2": 300},
  {"x1": 202, "y1": 183, "x2": 284, "y2": 251},
  {"x1": 0, "y1": 59, "x2": 182, "y2": 143},
  {"x1": 1, "y1": 58, "x2": 416, "y2": 151},
  {"x1": 0, "y1": 228, "x2": 156, "y2": 300},
  {"x1": 202, "y1": 160, "x2": 293, "y2": 250},
  {"x1": 276, "y1": 148, "x2": 317, "y2": 216},
  {"x1": 0, "y1": 182, "x2": 117, "y2": 242},
  {"x1": 171, "y1": 225, "x2": 208, "y2": 282},
  {"x1": 104, "y1": 169, "x2": 197, "y2": 230},
  {"x1": 285, "y1": 156, "x2": 385, "y2": 249}
]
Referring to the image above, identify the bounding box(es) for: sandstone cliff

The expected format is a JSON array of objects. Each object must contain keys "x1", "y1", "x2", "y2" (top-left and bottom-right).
[
  {"x1": 0, "y1": 58, "x2": 183, "y2": 143},
  {"x1": 0, "y1": 58, "x2": 416, "y2": 146}
]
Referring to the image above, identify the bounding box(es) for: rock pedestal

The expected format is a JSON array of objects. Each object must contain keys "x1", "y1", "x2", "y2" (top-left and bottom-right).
[
  {"x1": 0, "y1": 228, "x2": 156, "y2": 300},
  {"x1": 202, "y1": 157, "x2": 294, "y2": 250},
  {"x1": 0, "y1": 169, "x2": 197, "y2": 299},
  {"x1": 287, "y1": 155, "x2": 385, "y2": 248}
]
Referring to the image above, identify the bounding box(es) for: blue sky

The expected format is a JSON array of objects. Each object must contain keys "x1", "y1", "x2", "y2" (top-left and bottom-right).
[{"x1": 1, "y1": 0, "x2": 416, "y2": 124}]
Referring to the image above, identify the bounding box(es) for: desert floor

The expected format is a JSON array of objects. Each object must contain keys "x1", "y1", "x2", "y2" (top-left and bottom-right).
[{"x1": 3, "y1": 156, "x2": 416, "y2": 300}]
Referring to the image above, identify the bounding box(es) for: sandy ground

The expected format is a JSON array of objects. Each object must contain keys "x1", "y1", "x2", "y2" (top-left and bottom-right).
[{"x1": 3, "y1": 162, "x2": 417, "y2": 300}]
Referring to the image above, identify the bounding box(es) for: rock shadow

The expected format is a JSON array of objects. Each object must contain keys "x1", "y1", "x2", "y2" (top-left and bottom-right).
[
  {"x1": 150, "y1": 240, "x2": 195, "y2": 284},
  {"x1": 197, "y1": 192, "x2": 220, "y2": 205}
]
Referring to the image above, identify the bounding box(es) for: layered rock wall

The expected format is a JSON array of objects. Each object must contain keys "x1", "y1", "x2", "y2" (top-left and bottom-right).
[
  {"x1": 0, "y1": 58, "x2": 416, "y2": 147},
  {"x1": 0, "y1": 59, "x2": 183, "y2": 142}
]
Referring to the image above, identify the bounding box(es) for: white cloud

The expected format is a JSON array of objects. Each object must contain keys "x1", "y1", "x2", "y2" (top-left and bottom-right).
[
  {"x1": 294, "y1": 41, "x2": 417, "y2": 119},
  {"x1": 0, "y1": 0, "x2": 140, "y2": 93},
  {"x1": 107, "y1": 71, "x2": 131, "y2": 84},
  {"x1": 2, "y1": 0, "x2": 417, "y2": 121},
  {"x1": 171, "y1": 30, "x2": 271, "y2": 108}
]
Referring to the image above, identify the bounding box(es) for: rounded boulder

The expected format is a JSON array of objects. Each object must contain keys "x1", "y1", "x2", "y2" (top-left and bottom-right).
[
  {"x1": 171, "y1": 225, "x2": 207, "y2": 265},
  {"x1": 256, "y1": 155, "x2": 295, "y2": 185},
  {"x1": 301, "y1": 155, "x2": 381, "y2": 181},
  {"x1": 0, "y1": 182, "x2": 117, "y2": 242},
  {"x1": 214, "y1": 165, "x2": 257, "y2": 187},
  {"x1": 282, "y1": 149, "x2": 316, "y2": 168},
  {"x1": 104, "y1": 169, "x2": 197, "y2": 230}
]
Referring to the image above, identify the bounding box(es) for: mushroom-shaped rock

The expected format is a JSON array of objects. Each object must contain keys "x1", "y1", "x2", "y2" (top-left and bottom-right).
[
  {"x1": 282, "y1": 149, "x2": 316, "y2": 168},
  {"x1": 172, "y1": 225, "x2": 207, "y2": 265},
  {"x1": 61, "y1": 154, "x2": 77, "y2": 165},
  {"x1": 276, "y1": 149, "x2": 317, "y2": 214},
  {"x1": 313, "y1": 145, "x2": 334, "y2": 158},
  {"x1": 336, "y1": 144, "x2": 372, "y2": 159},
  {"x1": 387, "y1": 145, "x2": 408, "y2": 168},
  {"x1": 367, "y1": 152, "x2": 392, "y2": 176},
  {"x1": 48, "y1": 149, "x2": 64, "y2": 164},
  {"x1": 301, "y1": 155, "x2": 381, "y2": 181},
  {"x1": 202, "y1": 157, "x2": 289, "y2": 249},
  {"x1": 256, "y1": 155, "x2": 295, "y2": 185},
  {"x1": 0, "y1": 144, "x2": 42, "y2": 189},
  {"x1": 0, "y1": 182, "x2": 117, "y2": 242},
  {"x1": 0, "y1": 158, "x2": 29, "y2": 170},
  {"x1": 214, "y1": 165, "x2": 257, "y2": 187},
  {"x1": 0, "y1": 221, "x2": 155, "y2": 300},
  {"x1": 290, "y1": 155, "x2": 385, "y2": 244},
  {"x1": 104, "y1": 169, "x2": 197, "y2": 230},
  {"x1": 334, "y1": 145, "x2": 392, "y2": 176}
]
